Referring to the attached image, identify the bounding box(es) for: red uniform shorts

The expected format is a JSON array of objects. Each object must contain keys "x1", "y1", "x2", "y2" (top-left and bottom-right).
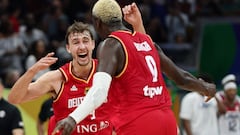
[{"x1": 116, "y1": 108, "x2": 177, "y2": 135}]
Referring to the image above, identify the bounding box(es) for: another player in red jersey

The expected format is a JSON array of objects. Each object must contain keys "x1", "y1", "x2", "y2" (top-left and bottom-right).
[
  {"x1": 53, "y1": 1, "x2": 216, "y2": 135},
  {"x1": 8, "y1": 4, "x2": 144, "y2": 133},
  {"x1": 8, "y1": 22, "x2": 114, "y2": 135},
  {"x1": 53, "y1": 60, "x2": 112, "y2": 135}
]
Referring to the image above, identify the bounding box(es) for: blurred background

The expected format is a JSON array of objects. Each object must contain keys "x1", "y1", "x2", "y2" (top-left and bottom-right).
[{"x1": 0, "y1": 0, "x2": 239, "y2": 134}]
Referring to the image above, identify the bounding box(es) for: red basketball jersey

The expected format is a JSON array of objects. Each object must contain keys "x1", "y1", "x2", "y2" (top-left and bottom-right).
[
  {"x1": 108, "y1": 31, "x2": 172, "y2": 130},
  {"x1": 52, "y1": 60, "x2": 113, "y2": 135}
]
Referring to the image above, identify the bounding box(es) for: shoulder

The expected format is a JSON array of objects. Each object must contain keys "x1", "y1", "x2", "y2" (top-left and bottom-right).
[
  {"x1": 103, "y1": 37, "x2": 121, "y2": 46},
  {"x1": 98, "y1": 38, "x2": 123, "y2": 53}
]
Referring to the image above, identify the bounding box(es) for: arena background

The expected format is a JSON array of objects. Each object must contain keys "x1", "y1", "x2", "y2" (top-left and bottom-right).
[
  {"x1": 197, "y1": 17, "x2": 240, "y2": 86},
  {"x1": 3, "y1": 17, "x2": 240, "y2": 135}
]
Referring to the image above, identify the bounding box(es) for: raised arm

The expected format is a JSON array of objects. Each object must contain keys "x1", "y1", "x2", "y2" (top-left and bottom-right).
[
  {"x1": 154, "y1": 44, "x2": 216, "y2": 101},
  {"x1": 122, "y1": 2, "x2": 146, "y2": 34},
  {"x1": 8, "y1": 52, "x2": 58, "y2": 104}
]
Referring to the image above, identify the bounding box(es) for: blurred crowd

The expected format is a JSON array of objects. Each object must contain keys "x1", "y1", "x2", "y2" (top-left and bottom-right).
[{"x1": 0, "y1": 0, "x2": 240, "y2": 88}]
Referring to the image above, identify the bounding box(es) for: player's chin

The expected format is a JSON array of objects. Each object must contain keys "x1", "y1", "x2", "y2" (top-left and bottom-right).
[{"x1": 77, "y1": 58, "x2": 90, "y2": 66}]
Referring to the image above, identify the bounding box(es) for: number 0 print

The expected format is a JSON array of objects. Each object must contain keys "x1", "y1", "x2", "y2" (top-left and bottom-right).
[{"x1": 145, "y1": 55, "x2": 158, "y2": 82}]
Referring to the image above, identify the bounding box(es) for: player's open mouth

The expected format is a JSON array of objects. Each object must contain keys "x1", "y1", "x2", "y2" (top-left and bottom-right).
[{"x1": 78, "y1": 54, "x2": 88, "y2": 58}]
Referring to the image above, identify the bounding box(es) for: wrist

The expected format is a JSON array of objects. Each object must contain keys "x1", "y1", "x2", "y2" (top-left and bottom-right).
[
  {"x1": 68, "y1": 116, "x2": 77, "y2": 125},
  {"x1": 69, "y1": 113, "x2": 78, "y2": 124},
  {"x1": 28, "y1": 66, "x2": 39, "y2": 75}
]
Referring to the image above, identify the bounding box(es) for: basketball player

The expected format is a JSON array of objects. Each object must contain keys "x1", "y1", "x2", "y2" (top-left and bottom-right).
[
  {"x1": 216, "y1": 74, "x2": 240, "y2": 135},
  {"x1": 8, "y1": 4, "x2": 146, "y2": 134},
  {"x1": 53, "y1": 1, "x2": 216, "y2": 135},
  {"x1": 8, "y1": 22, "x2": 114, "y2": 135}
]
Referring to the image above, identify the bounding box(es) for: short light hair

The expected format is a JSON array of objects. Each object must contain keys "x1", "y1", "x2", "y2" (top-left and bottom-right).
[
  {"x1": 65, "y1": 21, "x2": 93, "y2": 44},
  {"x1": 92, "y1": 0, "x2": 122, "y2": 24}
]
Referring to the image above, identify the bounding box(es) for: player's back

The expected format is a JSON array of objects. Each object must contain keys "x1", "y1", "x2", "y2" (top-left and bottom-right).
[{"x1": 108, "y1": 30, "x2": 172, "y2": 130}]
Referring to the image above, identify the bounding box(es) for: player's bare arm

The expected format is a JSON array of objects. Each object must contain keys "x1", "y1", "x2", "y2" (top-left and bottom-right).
[
  {"x1": 122, "y1": 2, "x2": 146, "y2": 34},
  {"x1": 155, "y1": 44, "x2": 216, "y2": 101},
  {"x1": 96, "y1": 38, "x2": 125, "y2": 76},
  {"x1": 25, "y1": 70, "x2": 63, "y2": 101},
  {"x1": 8, "y1": 52, "x2": 59, "y2": 104}
]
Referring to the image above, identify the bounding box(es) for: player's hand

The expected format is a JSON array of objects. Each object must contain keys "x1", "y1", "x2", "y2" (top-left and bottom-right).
[
  {"x1": 199, "y1": 78, "x2": 216, "y2": 102},
  {"x1": 122, "y1": 2, "x2": 142, "y2": 28},
  {"x1": 30, "y1": 52, "x2": 58, "y2": 72},
  {"x1": 52, "y1": 116, "x2": 76, "y2": 135}
]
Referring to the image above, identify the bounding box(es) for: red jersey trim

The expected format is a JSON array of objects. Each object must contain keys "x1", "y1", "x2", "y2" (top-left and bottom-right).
[
  {"x1": 69, "y1": 61, "x2": 96, "y2": 83},
  {"x1": 59, "y1": 61, "x2": 96, "y2": 83},
  {"x1": 132, "y1": 31, "x2": 137, "y2": 36},
  {"x1": 113, "y1": 30, "x2": 137, "y2": 36},
  {"x1": 55, "y1": 60, "x2": 96, "y2": 102},
  {"x1": 108, "y1": 35, "x2": 128, "y2": 78},
  {"x1": 147, "y1": 35, "x2": 153, "y2": 43},
  {"x1": 53, "y1": 82, "x2": 65, "y2": 102},
  {"x1": 59, "y1": 68, "x2": 68, "y2": 82},
  {"x1": 114, "y1": 30, "x2": 131, "y2": 34}
]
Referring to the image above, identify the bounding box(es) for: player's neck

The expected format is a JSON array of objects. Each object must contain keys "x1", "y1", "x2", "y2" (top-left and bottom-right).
[{"x1": 71, "y1": 60, "x2": 93, "y2": 80}]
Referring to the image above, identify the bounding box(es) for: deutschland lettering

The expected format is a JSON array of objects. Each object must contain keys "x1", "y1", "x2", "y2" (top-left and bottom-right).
[{"x1": 68, "y1": 97, "x2": 84, "y2": 108}]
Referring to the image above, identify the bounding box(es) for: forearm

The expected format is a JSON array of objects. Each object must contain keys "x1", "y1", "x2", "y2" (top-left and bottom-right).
[
  {"x1": 8, "y1": 68, "x2": 36, "y2": 104},
  {"x1": 132, "y1": 22, "x2": 146, "y2": 34},
  {"x1": 159, "y1": 47, "x2": 208, "y2": 94},
  {"x1": 69, "y1": 72, "x2": 112, "y2": 123},
  {"x1": 174, "y1": 70, "x2": 207, "y2": 94},
  {"x1": 122, "y1": 2, "x2": 146, "y2": 34}
]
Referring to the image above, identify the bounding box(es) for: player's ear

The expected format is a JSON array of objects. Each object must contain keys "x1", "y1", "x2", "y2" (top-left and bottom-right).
[
  {"x1": 92, "y1": 40, "x2": 95, "y2": 50},
  {"x1": 66, "y1": 44, "x2": 70, "y2": 53},
  {"x1": 92, "y1": 16, "x2": 101, "y2": 29}
]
